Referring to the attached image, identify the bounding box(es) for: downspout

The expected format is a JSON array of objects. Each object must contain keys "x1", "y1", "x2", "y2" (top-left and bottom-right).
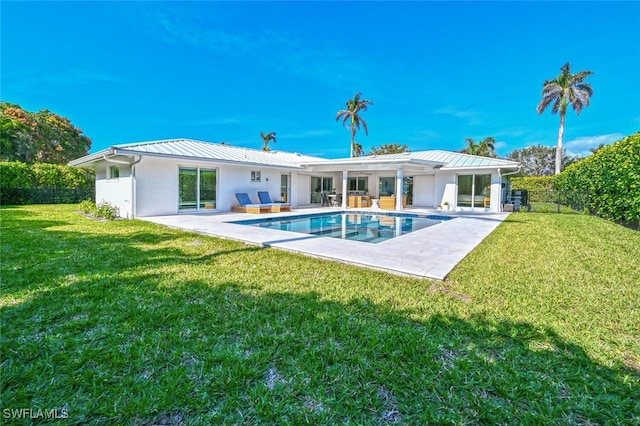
[{"x1": 130, "y1": 156, "x2": 143, "y2": 218}]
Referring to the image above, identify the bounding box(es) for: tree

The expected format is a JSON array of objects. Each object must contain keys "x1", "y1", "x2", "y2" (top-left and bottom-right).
[
  {"x1": 0, "y1": 102, "x2": 92, "y2": 164},
  {"x1": 505, "y1": 144, "x2": 580, "y2": 176},
  {"x1": 260, "y1": 131, "x2": 276, "y2": 152},
  {"x1": 352, "y1": 141, "x2": 365, "y2": 157},
  {"x1": 335, "y1": 92, "x2": 373, "y2": 158},
  {"x1": 537, "y1": 62, "x2": 594, "y2": 174},
  {"x1": 368, "y1": 143, "x2": 410, "y2": 155},
  {"x1": 460, "y1": 137, "x2": 496, "y2": 157}
]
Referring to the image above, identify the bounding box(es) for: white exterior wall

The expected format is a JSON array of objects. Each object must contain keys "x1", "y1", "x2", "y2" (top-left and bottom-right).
[
  {"x1": 132, "y1": 157, "x2": 304, "y2": 217},
  {"x1": 412, "y1": 175, "x2": 435, "y2": 207},
  {"x1": 95, "y1": 162, "x2": 133, "y2": 218}
]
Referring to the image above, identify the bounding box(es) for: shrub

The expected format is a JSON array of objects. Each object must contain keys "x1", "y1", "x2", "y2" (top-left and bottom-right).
[
  {"x1": 0, "y1": 161, "x2": 94, "y2": 205},
  {"x1": 77, "y1": 200, "x2": 120, "y2": 220},
  {"x1": 555, "y1": 132, "x2": 639, "y2": 228},
  {"x1": 95, "y1": 202, "x2": 120, "y2": 220}
]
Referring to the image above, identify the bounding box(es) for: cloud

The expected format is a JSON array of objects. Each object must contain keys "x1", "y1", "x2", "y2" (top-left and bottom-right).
[
  {"x1": 564, "y1": 133, "x2": 623, "y2": 157},
  {"x1": 433, "y1": 107, "x2": 482, "y2": 125}
]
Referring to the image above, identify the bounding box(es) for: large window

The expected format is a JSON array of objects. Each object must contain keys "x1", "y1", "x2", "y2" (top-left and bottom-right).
[
  {"x1": 379, "y1": 177, "x2": 395, "y2": 196},
  {"x1": 457, "y1": 174, "x2": 491, "y2": 208},
  {"x1": 179, "y1": 167, "x2": 217, "y2": 210},
  {"x1": 310, "y1": 176, "x2": 333, "y2": 204},
  {"x1": 348, "y1": 176, "x2": 368, "y2": 192}
]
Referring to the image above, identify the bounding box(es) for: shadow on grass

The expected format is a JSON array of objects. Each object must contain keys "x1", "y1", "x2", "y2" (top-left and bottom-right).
[{"x1": 2, "y1": 208, "x2": 639, "y2": 424}]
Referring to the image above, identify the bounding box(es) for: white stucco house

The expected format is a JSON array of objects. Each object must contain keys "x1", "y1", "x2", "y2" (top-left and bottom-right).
[{"x1": 69, "y1": 138, "x2": 521, "y2": 218}]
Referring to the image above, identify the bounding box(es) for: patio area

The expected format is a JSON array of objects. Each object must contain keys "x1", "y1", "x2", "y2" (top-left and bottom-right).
[{"x1": 142, "y1": 207, "x2": 510, "y2": 280}]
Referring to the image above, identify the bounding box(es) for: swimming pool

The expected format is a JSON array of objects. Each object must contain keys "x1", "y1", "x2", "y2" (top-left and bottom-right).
[{"x1": 232, "y1": 212, "x2": 452, "y2": 244}]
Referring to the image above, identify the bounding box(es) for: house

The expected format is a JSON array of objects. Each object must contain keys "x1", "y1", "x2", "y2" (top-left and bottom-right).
[{"x1": 69, "y1": 138, "x2": 520, "y2": 218}]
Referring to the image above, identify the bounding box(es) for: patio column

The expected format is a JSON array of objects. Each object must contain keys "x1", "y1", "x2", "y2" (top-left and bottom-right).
[
  {"x1": 395, "y1": 168, "x2": 404, "y2": 211},
  {"x1": 341, "y1": 170, "x2": 348, "y2": 209}
]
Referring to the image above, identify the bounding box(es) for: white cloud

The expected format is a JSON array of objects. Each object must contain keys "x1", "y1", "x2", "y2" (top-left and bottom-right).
[{"x1": 564, "y1": 133, "x2": 623, "y2": 157}]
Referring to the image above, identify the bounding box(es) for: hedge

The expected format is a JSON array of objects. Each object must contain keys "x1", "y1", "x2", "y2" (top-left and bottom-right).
[
  {"x1": 0, "y1": 161, "x2": 95, "y2": 205},
  {"x1": 554, "y1": 132, "x2": 639, "y2": 227}
]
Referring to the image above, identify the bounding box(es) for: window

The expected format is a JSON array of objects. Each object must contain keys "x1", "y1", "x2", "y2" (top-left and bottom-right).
[
  {"x1": 348, "y1": 176, "x2": 369, "y2": 192},
  {"x1": 251, "y1": 171, "x2": 261, "y2": 182},
  {"x1": 379, "y1": 177, "x2": 395, "y2": 196},
  {"x1": 109, "y1": 165, "x2": 120, "y2": 179}
]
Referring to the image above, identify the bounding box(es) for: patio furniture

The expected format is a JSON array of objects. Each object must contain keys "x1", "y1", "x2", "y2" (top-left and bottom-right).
[
  {"x1": 379, "y1": 196, "x2": 407, "y2": 210},
  {"x1": 257, "y1": 191, "x2": 292, "y2": 212},
  {"x1": 232, "y1": 193, "x2": 273, "y2": 214}
]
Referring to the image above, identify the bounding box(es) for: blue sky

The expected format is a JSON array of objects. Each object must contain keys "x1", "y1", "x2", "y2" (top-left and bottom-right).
[{"x1": 2, "y1": 2, "x2": 639, "y2": 159}]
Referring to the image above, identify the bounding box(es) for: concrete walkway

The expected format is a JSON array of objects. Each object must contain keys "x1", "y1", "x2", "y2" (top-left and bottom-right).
[{"x1": 142, "y1": 208, "x2": 510, "y2": 280}]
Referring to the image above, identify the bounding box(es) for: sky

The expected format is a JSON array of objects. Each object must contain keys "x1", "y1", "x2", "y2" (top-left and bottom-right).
[{"x1": 2, "y1": 1, "x2": 639, "y2": 159}]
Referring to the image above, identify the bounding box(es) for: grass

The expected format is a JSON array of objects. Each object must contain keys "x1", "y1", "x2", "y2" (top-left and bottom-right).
[{"x1": 1, "y1": 204, "x2": 639, "y2": 424}]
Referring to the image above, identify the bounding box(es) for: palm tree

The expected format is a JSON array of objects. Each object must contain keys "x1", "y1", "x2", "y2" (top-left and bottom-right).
[
  {"x1": 537, "y1": 62, "x2": 594, "y2": 174},
  {"x1": 460, "y1": 137, "x2": 496, "y2": 157},
  {"x1": 352, "y1": 141, "x2": 365, "y2": 157},
  {"x1": 335, "y1": 92, "x2": 373, "y2": 157},
  {"x1": 260, "y1": 131, "x2": 276, "y2": 152}
]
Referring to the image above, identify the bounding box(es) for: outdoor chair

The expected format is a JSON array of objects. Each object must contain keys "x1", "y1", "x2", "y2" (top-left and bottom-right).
[
  {"x1": 232, "y1": 193, "x2": 272, "y2": 214},
  {"x1": 257, "y1": 191, "x2": 291, "y2": 212}
]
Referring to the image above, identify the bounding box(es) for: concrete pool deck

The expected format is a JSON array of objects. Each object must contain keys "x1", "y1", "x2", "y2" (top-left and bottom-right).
[{"x1": 142, "y1": 208, "x2": 510, "y2": 280}]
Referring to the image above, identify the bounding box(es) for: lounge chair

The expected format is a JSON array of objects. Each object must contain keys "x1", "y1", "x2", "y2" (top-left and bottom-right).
[
  {"x1": 232, "y1": 193, "x2": 273, "y2": 214},
  {"x1": 257, "y1": 191, "x2": 292, "y2": 212}
]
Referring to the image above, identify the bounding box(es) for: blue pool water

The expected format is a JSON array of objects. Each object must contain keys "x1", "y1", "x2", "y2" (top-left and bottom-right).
[{"x1": 232, "y1": 212, "x2": 451, "y2": 244}]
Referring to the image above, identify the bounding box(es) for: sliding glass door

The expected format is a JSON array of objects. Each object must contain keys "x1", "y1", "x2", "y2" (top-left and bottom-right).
[
  {"x1": 310, "y1": 176, "x2": 333, "y2": 204},
  {"x1": 179, "y1": 167, "x2": 217, "y2": 210},
  {"x1": 457, "y1": 174, "x2": 491, "y2": 208}
]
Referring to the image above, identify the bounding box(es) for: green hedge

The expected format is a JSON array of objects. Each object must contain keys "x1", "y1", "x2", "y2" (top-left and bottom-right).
[
  {"x1": 0, "y1": 161, "x2": 95, "y2": 205},
  {"x1": 554, "y1": 132, "x2": 639, "y2": 227}
]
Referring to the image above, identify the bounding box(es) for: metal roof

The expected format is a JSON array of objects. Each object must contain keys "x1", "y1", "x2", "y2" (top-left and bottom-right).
[
  {"x1": 69, "y1": 138, "x2": 325, "y2": 168},
  {"x1": 303, "y1": 150, "x2": 519, "y2": 170},
  {"x1": 69, "y1": 139, "x2": 519, "y2": 171}
]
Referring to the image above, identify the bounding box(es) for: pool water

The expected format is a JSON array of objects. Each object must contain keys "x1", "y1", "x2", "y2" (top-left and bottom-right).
[{"x1": 232, "y1": 212, "x2": 451, "y2": 244}]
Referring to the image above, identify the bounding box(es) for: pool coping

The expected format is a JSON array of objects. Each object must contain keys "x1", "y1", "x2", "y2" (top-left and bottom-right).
[{"x1": 141, "y1": 207, "x2": 510, "y2": 280}]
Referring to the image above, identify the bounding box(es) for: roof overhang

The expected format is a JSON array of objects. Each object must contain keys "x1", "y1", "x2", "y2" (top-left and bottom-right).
[
  {"x1": 301, "y1": 158, "x2": 446, "y2": 173},
  {"x1": 69, "y1": 147, "x2": 304, "y2": 170}
]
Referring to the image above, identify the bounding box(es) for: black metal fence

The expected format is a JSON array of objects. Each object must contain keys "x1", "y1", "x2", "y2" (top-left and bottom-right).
[
  {"x1": 523, "y1": 190, "x2": 590, "y2": 214},
  {"x1": 0, "y1": 187, "x2": 95, "y2": 206}
]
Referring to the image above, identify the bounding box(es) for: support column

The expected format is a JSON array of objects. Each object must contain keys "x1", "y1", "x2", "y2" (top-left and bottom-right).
[
  {"x1": 341, "y1": 170, "x2": 348, "y2": 209},
  {"x1": 395, "y1": 168, "x2": 404, "y2": 211}
]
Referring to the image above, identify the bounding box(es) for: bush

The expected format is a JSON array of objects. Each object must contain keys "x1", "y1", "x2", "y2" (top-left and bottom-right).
[
  {"x1": 554, "y1": 132, "x2": 639, "y2": 228},
  {"x1": 0, "y1": 161, "x2": 94, "y2": 205},
  {"x1": 78, "y1": 200, "x2": 120, "y2": 220}
]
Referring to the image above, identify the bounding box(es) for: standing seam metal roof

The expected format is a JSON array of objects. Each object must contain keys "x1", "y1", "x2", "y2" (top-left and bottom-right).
[{"x1": 110, "y1": 139, "x2": 325, "y2": 168}]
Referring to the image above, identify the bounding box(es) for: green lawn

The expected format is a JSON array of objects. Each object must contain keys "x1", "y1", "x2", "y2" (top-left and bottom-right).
[{"x1": 1, "y1": 204, "x2": 638, "y2": 424}]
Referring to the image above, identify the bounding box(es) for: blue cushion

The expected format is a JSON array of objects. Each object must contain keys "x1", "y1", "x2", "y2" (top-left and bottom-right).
[
  {"x1": 236, "y1": 193, "x2": 253, "y2": 206},
  {"x1": 257, "y1": 191, "x2": 272, "y2": 204}
]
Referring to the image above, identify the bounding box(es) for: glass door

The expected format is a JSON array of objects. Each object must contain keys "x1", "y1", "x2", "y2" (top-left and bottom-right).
[
  {"x1": 403, "y1": 176, "x2": 413, "y2": 205},
  {"x1": 280, "y1": 174, "x2": 290, "y2": 203},
  {"x1": 310, "y1": 176, "x2": 322, "y2": 204},
  {"x1": 179, "y1": 168, "x2": 198, "y2": 210},
  {"x1": 199, "y1": 169, "x2": 217, "y2": 209},
  {"x1": 310, "y1": 176, "x2": 333, "y2": 203},
  {"x1": 179, "y1": 167, "x2": 217, "y2": 210}
]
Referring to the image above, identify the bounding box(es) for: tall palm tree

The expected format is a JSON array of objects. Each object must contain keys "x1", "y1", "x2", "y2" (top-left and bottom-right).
[
  {"x1": 335, "y1": 92, "x2": 373, "y2": 157},
  {"x1": 260, "y1": 131, "x2": 276, "y2": 152},
  {"x1": 537, "y1": 62, "x2": 594, "y2": 174},
  {"x1": 352, "y1": 141, "x2": 365, "y2": 157}
]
